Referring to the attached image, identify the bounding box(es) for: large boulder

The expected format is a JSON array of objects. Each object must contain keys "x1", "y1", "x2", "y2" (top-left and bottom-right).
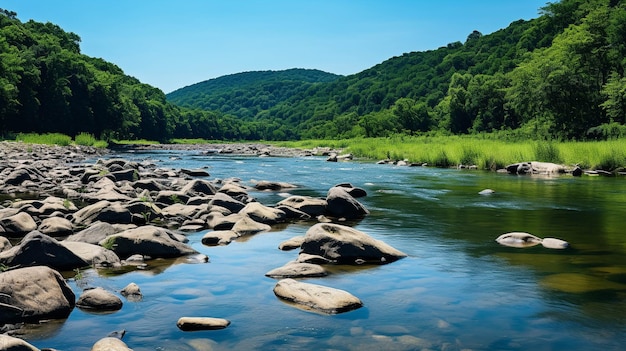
[
  {"x1": 300, "y1": 223, "x2": 407, "y2": 264},
  {"x1": 325, "y1": 186, "x2": 369, "y2": 219},
  {"x1": 99, "y1": 225, "x2": 198, "y2": 259},
  {"x1": 181, "y1": 179, "x2": 217, "y2": 196},
  {"x1": 273, "y1": 278, "x2": 362, "y2": 314},
  {"x1": 0, "y1": 231, "x2": 88, "y2": 270},
  {"x1": 0, "y1": 266, "x2": 75, "y2": 324},
  {"x1": 0, "y1": 212, "x2": 38, "y2": 237},
  {"x1": 276, "y1": 196, "x2": 327, "y2": 217}
]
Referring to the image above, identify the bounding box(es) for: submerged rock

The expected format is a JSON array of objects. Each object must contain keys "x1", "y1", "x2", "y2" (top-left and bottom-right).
[
  {"x1": 76, "y1": 287, "x2": 123, "y2": 311},
  {"x1": 495, "y1": 232, "x2": 542, "y2": 248}
]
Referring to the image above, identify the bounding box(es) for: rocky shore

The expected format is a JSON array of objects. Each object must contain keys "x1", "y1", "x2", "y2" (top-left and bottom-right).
[{"x1": 0, "y1": 141, "x2": 405, "y2": 350}]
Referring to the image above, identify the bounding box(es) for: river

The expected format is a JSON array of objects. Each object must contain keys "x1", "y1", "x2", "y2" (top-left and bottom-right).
[{"x1": 19, "y1": 149, "x2": 626, "y2": 350}]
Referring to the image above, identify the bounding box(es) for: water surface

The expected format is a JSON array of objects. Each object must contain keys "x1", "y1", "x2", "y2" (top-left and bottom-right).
[{"x1": 21, "y1": 150, "x2": 626, "y2": 350}]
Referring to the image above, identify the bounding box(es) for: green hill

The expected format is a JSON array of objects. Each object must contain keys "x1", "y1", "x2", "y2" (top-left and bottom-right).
[
  {"x1": 167, "y1": 69, "x2": 341, "y2": 120},
  {"x1": 167, "y1": 0, "x2": 626, "y2": 141}
]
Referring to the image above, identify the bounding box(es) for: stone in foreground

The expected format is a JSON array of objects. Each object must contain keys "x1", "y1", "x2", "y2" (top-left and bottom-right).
[
  {"x1": 273, "y1": 278, "x2": 362, "y2": 314},
  {"x1": 91, "y1": 337, "x2": 133, "y2": 351},
  {"x1": 0, "y1": 334, "x2": 40, "y2": 351},
  {"x1": 300, "y1": 223, "x2": 407, "y2": 264},
  {"x1": 177, "y1": 317, "x2": 231, "y2": 331},
  {"x1": 0, "y1": 266, "x2": 75, "y2": 324},
  {"x1": 76, "y1": 287, "x2": 123, "y2": 311}
]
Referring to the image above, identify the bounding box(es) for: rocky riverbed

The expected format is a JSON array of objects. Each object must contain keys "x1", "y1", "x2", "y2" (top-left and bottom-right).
[{"x1": 0, "y1": 141, "x2": 405, "y2": 350}]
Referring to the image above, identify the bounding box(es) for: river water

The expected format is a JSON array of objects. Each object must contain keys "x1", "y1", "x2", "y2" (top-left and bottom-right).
[{"x1": 19, "y1": 150, "x2": 626, "y2": 350}]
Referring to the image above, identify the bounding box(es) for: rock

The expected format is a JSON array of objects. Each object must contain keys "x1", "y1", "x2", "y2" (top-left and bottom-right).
[
  {"x1": 91, "y1": 337, "x2": 132, "y2": 351},
  {"x1": 325, "y1": 186, "x2": 369, "y2": 219},
  {"x1": 201, "y1": 230, "x2": 239, "y2": 246},
  {"x1": 300, "y1": 223, "x2": 407, "y2": 264},
  {"x1": 334, "y1": 183, "x2": 367, "y2": 198},
  {"x1": 206, "y1": 212, "x2": 242, "y2": 230},
  {"x1": 265, "y1": 261, "x2": 328, "y2": 278},
  {"x1": 253, "y1": 180, "x2": 298, "y2": 191},
  {"x1": 495, "y1": 232, "x2": 543, "y2": 248},
  {"x1": 0, "y1": 236, "x2": 12, "y2": 252},
  {"x1": 65, "y1": 221, "x2": 118, "y2": 245},
  {"x1": 60, "y1": 241, "x2": 121, "y2": 268},
  {"x1": 100, "y1": 225, "x2": 198, "y2": 259},
  {"x1": 181, "y1": 179, "x2": 217, "y2": 196},
  {"x1": 120, "y1": 282, "x2": 142, "y2": 300},
  {"x1": 76, "y1": 287, "x2": 123, "y2": 311},
  {"x1": 239, "y1": 202, "x2": 286, "y2": 224},
  {"x1": 278, "y1": 235, "x2": 305, "y2": 250},
  {"x1": 209, "y1": 192, "x2": 246, "y2": 213},
  {"x1": 0, "y1": 212, "x2": 37, "y2": 237},
  {"x1": 38, "y1": 217, "x2": 74, "y2": 237},
  {"x1": 276, "y1": 196, "x2": 327, "y2": 217},
  {"x1": 275, "y1": 205, "x2": 312, "y2": 220},
  {"x1": 176, "y1": 317, "x2": 231, "y2": 331},
  {"x1": 0, "y1": 266, "x2": 75, "y2": 324},
  {"x1": 0, "y1": 334, "x2": 40, "y2": 351},
  {"x1": 72, "y1": 201, "x2": 132, "y2": 226},
  {"x1": 541, "y1": 237, "x2": 570, "y2": 249},
  {"x1": 0, "y1": 231, "x2": 88, "y2": 270},
  {"x1": 231, "y1": 216, "x2": 271, "y2": 236},
  {"x1": 181, "y1": 168, "x2": 210, "y2": 177},
  {"x1": 273, "y1": 278, "x2": 362, "y2": 314},
  {"x1": 478, "y1": 189, "x2": 495, "y2": 195}
]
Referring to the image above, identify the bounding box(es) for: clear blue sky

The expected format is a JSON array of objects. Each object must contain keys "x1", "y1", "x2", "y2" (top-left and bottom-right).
[{"x1": 3, "y1": 0, "x2": 548, "y2": 93}]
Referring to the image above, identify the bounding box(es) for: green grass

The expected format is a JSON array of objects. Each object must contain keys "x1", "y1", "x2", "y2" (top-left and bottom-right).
[
  {"x1": 13, "y1": 132, "x2": 108, "y2": 148},
  {"x1": 111, "y1": 139, "x2": 160, "y2": 145},
  {"x1": 273, "y1": 135, "x2": 626, "y2": 171},
  {"x1": 16, "y1": 132, "x2": 72, "y2": 146}
]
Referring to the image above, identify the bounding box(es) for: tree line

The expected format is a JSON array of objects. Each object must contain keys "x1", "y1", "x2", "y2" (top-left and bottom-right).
[{"x1": 2, "y1": 0, "x2": 626, "y2": 142}]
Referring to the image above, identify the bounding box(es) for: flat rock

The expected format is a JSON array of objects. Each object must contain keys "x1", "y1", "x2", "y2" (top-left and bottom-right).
[
  {"x1": 265, "y1": 261, "x2": 327, "y2": 278},
  {"x1": 176, "y1": 317, "x2": 231, "y2": 331},
  {"x1": 0, "y1": 212, "x2": 37, "y2": 237},
  {"x1": 273, "y1": 278, "x2": 362, "y2": 314},
  {"x1": 231, "y1": 216, "x2": 271, "y2": 236},
  {"x1": 239, "y1": 202, "x2": 286, "y2": 224}
]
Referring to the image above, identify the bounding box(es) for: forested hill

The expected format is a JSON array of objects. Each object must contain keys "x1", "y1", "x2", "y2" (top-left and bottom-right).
[
  {"x1": 167, "y1": 69, "x2": 341, "y2": 120},
  {"x1": 2, "y1": 0, "x2": 626, "y2": 142},
  {"x1": 167, "y1": 0, "x2": 626, "y2": 141}
]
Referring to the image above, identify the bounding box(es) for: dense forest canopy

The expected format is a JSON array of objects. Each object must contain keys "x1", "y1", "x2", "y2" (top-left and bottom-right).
[{"x1": 2, "y1": 0, "x2": 626, "y2": 142}]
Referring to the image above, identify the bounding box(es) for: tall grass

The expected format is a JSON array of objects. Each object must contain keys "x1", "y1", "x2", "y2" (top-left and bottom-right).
[
  {"x1": 274, "y1": 135, "x2": 626, "y2": 171},
  {"x1": 16, "y1": 133, "x2": 72, "y2": 146}
]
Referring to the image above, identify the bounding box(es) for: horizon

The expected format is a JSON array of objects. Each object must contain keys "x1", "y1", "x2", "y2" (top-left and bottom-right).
[{"x1": 3, "y1": 1, "x2": 547, "y2": 93}]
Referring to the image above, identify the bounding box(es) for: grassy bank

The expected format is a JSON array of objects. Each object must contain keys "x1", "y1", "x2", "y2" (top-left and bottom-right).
[
  {"x1": 273, "y1": 135, "x2": 626, "y2": 171},
  {"x1": 10, "y1": 132, "x2": 109, "y2": 148}
]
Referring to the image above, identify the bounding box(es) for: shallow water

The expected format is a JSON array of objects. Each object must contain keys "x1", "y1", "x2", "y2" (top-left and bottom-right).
[{"x1": 19, "y1": 150, "x2": 626, "y2": 350}]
